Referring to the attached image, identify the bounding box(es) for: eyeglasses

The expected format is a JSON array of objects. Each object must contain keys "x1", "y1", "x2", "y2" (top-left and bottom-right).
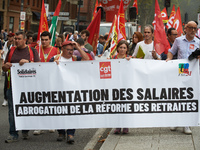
[
  {"x1": 171, "y1": 34, "x2": 178, "y2": 36},
  {"x1": 144, "y1": 32, "x2": 151, "y2": 34},
  {"x1": 187, "y1": 26, "x2": 197, "y2": 31}
]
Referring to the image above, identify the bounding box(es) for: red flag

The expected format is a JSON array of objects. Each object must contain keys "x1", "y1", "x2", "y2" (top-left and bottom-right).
[
  {"x1": 65, "y1": 34, "x2": 69, "y2": 41},
  {"x1": 54, "y1": 0, "x2": 61, "y2": 16},
  {"x1": 173, "y1": 7, "x2": 183, "y2": 37},
  {"x1": 117, "y1": 0, "x2": 126, "y2": 42},
  {"x1": 161, "y1": 7, "x2": 168, "y2": 23},
  {"x1": 37, "y1": 0, "x2": 48, "y2": 44},
  {"x1": 133, "y1": 0, "x2": 138, "y2": 14},
  {"x1": 166, "y1": 5, "x2": 176, "y2": 29},
  {"x1": 92, "y1": 0, "x2": 98, "y2": 20},
  {"x1": 154, "y1": 0, "x2": 171, "y2": 55},
  {"x1": 87, "y1": 9, "x2": 101, "y2": 55}
]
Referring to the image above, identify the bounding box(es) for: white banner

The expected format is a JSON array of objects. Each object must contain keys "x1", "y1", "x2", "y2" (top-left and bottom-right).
[
  {"x1": 198, "y1": 13, "x2": 200, "y2": 28},
  {"x1": 11, "y1": 59, "x2": 200, "y2": 130}
]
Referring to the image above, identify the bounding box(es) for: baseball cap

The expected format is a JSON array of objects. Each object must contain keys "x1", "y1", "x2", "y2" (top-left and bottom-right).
[
  {"x1": 62, "y1": 41, "x2": 73, "y2": 47},
  {"x1": 8, "y1": 33, "x2": 15, "y2": 37}
]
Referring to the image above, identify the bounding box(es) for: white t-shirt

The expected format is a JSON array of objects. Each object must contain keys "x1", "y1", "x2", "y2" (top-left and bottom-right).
[
  {"x1": 2, "y1": 41, "x2": 13, "y2": 60},
  {"x1": 59, "y1": 56, "x2": 72, "y2": 62},
  {"x1": 132, "y1": 41, "x2": 160, "y2": 59}
]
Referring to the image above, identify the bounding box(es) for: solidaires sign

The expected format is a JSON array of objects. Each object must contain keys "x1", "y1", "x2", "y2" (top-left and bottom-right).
[{"x1": 11, "y1": 59, "x2": 200, "y2": 130}]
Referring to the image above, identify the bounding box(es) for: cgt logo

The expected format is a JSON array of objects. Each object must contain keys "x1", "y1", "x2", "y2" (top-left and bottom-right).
[
  {"x1": 178, "y1": 63, "x2": 192, "y2": 76},
  {"x1": 99, "y1": 62, "x2": 112, "y2": 79}
]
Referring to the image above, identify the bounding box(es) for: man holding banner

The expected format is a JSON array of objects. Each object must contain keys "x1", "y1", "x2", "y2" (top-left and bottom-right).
[
  {"x1": 167, "y1": 21, "x2": 200, "y2": 61},
  {"x1": 166, "y1": 21, "x2": 200, "y2": 134},
  {"x1": 2, "y1": 31, "x2": 40, "y2": 143},
  {"x1": 50, "y1": 40, "x2": 89, "y2": 143}
]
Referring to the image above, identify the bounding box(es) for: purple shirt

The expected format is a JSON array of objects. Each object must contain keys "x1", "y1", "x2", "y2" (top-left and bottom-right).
[{"x1": 73, "y1": 47, "x2": 95, "y2": 60}]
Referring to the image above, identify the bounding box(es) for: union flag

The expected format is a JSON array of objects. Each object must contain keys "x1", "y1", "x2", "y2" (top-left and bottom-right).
[
  {"x1": 37, "y1": 0, "x2": 48, "y2": 44},
  {"x1": 133, "y1": 0, "x2": 138, "y2": 14},
  {"x1": 166, "y1": 5, "x2": 176, "y2": 29},
  {"x1": 161, "y1": 7, "x2": 168, "y2": 23},
  {"x1": 154, "y1": 0, "x2": 171, "y2": 54},
  {"x1": 87, "y1": 9, "x2": 101, "y2": 55},
  {"x1": 173, "y1": 7, "x2": 183, "y2": 37}
]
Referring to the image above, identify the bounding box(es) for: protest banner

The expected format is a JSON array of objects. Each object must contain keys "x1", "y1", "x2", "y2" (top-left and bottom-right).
[{"x1": 11, "y1": 59, "x2": 200, "y2": 130}]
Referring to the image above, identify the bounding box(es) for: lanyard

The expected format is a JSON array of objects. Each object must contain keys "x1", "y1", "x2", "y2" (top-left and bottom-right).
[{"x1": 42, "y1": 46, "x2": 53, "y2": 62}]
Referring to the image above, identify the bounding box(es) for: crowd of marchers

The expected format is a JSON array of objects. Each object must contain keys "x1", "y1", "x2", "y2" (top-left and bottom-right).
[{"x1": 0, "y1": 20, "x2": 199, "y2": 144}]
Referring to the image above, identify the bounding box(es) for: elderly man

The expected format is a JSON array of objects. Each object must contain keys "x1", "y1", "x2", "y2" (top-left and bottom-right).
[
  {"x1": 2, "y1": 31, "x2": 40, "y2": 143},
  {"x1": 166, "y1": 21, "x2": 200, "y2": 134},
  {"x1": 167, "y1": 21, "x2": 200, "y2": 61},
  {"x1": 50, "y1": 40, "x2": 89, "y2": 144}
]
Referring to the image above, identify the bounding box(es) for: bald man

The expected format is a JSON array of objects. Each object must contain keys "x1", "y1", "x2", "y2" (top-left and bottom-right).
[
  {"x1": 166, "y1": 21, "x2": 200, "y2": 61},
  {"x1": 166, "y1": 21, "x2": 200, "y2": 134}
]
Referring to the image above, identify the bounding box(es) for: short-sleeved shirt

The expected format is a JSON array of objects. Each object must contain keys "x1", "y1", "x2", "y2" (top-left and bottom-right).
[
  {"x1": 169, "y1": 35, "x2": 200, "y2": 59},
  {"x1": 97, "y1": 43, "x2": 104, "y2": 55},
  {"x1": 5, "y1": 46, "x2": 40, "y2": 63},
  {"x1": 132, "y1": 41, "x2": 161, "y2": 59},
  {"x1": 73, "y1": 47, "x2": 95, "y2": 60},
  {"x1": 49, "y1": 55, "x2": 81, "y2": 62}
]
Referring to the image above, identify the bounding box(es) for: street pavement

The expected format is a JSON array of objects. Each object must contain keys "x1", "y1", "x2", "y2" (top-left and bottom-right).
[
  {"x1": 100, "y1": 127, "x2": 200, "y2": 150},
  {"x1": 0, "y1": 76, "x2": 107, "y2": 150}
]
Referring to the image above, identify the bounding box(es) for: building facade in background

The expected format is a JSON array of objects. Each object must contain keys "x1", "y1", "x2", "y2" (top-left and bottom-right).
[{"x1": 0, "y1": 0, "x2": 94, "y2": 33}]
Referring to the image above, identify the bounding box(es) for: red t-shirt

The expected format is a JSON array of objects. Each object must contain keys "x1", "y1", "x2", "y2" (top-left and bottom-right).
[{"x1": 36, "y1": 46, "x2": 60, "y2": 62}]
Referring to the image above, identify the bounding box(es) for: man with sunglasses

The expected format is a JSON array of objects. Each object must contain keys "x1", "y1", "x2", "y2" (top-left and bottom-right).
[{"x1": 166, "y1": 21, "x2": 200, "y2": 134}]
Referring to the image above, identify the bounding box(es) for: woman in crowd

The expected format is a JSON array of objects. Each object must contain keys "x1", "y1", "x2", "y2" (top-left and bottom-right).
[
  {"x1": 128, "y1": 32, "x2": 143, "y2": 56},
  {"x1": 112, "y1": 40, "x2": 130, "y2": 134},
  {"x1": 112, "y1": 40, "x2": 130, "y2": 59}
]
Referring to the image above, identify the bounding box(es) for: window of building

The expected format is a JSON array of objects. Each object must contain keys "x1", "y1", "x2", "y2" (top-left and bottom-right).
[
  {"x1": 37, "y1": 0, "x2": 39, "y2": 7},
  {"x1": 16, "y1": 0, "x2": 19, "y2": 2},
  {"x1": 33, "y1": 0, "x2": 35, "y2": 6},
  {"x1": 9, "y1": 17, "x2": 14, "y2": 32},
  {"x1": 27, "y1": 0, "x2": 30, "y2": 5}
]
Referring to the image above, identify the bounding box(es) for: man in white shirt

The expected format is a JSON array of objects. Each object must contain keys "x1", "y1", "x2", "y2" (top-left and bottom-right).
[
  {"x1": 50, "y1": 40, "x2": 89, "y2": 144},
  {"x1": 132, "y1": 25, "x2": 160, "y2": 60}
]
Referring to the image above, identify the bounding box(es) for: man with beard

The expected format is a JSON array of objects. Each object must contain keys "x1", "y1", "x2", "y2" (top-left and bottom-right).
[{"x1": 80, "y1": 29, "x2": 93, "y2": 52}]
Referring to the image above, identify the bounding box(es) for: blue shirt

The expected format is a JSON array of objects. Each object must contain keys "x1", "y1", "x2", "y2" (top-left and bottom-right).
[
  {"x1": 169, "y1": 35, "x2": 200, "y2": 59},
  {"x1": 96, "y1": 43, "x2": 104, "y2": 56}
]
